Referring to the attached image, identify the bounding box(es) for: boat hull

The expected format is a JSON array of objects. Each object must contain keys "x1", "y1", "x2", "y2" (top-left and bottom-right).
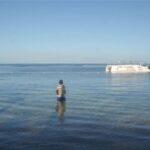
[{"x1": 106, "y1": 65, "x2": 150, "y2": 73}]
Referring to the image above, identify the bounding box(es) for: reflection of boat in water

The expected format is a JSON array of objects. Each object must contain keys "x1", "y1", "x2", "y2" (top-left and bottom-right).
[{"x1": 106, "y1": 65, "x2": 150, "y2": 73}]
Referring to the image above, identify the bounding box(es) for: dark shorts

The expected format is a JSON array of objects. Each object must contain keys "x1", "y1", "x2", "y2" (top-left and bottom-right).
[{"x1": 57, "y1": 97, "x2": 66, "y2": 101}]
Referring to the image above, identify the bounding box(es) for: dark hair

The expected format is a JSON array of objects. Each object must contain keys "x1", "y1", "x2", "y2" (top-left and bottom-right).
[{"x1": 59, "y1": 80, "x2": 63, "y2": 85}]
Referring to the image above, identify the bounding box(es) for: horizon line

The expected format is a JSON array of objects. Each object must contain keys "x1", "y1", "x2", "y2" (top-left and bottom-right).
[{"x1": 0, "y1": 60, "x2": 149, "y2": 65}]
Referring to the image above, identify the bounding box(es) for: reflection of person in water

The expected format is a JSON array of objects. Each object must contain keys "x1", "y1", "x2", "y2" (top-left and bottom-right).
[
  {"x1": 56, "y1": 101, "x2": 66, "y2": 124},
  {"x1": 56, "y1": 80, "x2": 66, "y2": 124}
]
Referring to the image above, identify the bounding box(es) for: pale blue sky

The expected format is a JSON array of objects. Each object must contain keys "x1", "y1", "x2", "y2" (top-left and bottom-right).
[{"x1": 0, "y1": 0, "x2": 150, "y2": 63}]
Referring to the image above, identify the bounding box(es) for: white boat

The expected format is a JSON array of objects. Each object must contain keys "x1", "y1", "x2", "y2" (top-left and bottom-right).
[{"x1": 106, "y1": 65, "x2": 150, "y2": 73}]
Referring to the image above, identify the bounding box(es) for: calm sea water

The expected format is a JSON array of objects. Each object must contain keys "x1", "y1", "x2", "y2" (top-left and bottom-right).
[{"x1": 0, "y1": 64, "x2": 150, "y2": 150}]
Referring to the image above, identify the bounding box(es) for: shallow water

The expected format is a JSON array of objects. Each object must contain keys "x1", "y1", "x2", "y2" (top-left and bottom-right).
[{"x1": 0, "y1": 64, "x2": 150, "y2": 150}]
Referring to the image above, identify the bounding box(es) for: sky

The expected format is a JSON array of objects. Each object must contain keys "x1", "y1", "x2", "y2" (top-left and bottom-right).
[{"x1": 0, "y1": 0, "x2": 150, "y2": 64}]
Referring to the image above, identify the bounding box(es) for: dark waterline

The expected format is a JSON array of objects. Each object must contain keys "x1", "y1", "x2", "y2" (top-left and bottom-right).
[{"x1": 0, "y1": 64, "x2": 150, "y2": 150}]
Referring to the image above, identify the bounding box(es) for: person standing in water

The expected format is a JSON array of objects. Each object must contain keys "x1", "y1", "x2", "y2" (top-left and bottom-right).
[{"x1": 56, "y1": 80, "x2": 66, "y2": 113}]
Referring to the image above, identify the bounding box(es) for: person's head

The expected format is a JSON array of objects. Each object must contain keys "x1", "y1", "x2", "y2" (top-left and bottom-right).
[{"x1": 59, "y1": 80, "x2": 63, "y2": 85}]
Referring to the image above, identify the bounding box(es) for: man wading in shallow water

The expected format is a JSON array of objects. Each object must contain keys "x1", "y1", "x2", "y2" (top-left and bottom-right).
[{"x1": 55, "y1": 80, "x2": 66, "y2": 116}]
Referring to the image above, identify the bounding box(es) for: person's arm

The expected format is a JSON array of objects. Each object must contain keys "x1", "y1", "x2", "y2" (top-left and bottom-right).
[
  {"x1": 64, "y1": 85, "x2": 66, "y2": 94},
  {"x1": 56, "y1": 87, "x2": 59, "y2": 95}
]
